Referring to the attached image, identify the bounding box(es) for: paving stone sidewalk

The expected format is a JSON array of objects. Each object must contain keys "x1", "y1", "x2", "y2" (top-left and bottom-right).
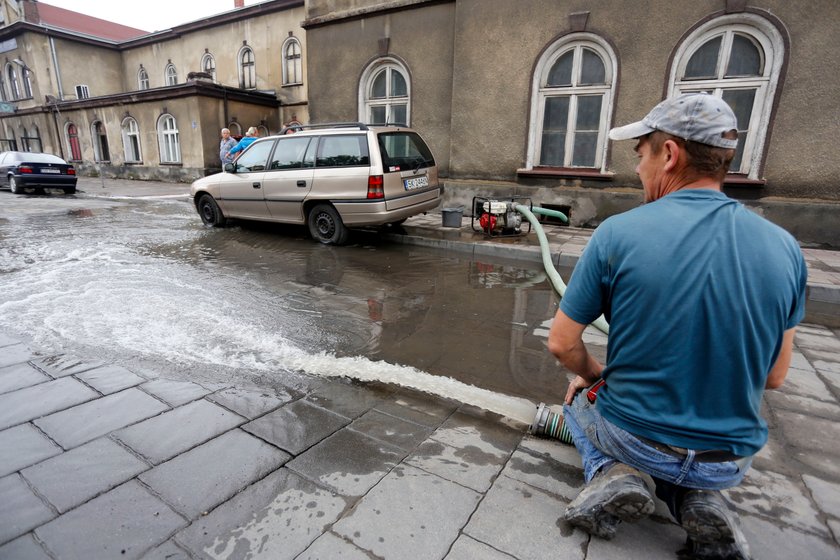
[{"x1": 1, "y1": 323, "x2": 839, "y2": 559}]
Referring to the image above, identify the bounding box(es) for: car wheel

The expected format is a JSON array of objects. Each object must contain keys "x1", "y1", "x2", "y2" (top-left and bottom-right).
[
  {"x1": 64, "y1": 187, "x2": 76, "y2": 195},
  {"x1": 9, "y1": 176, "x2": 21, "y2": 194},
  {"x1": 197, "y1": 194, "x2": 227, "y2": 227},
  {"x1": 308, "y1": 204, "x2": 349, "y2": 245}
]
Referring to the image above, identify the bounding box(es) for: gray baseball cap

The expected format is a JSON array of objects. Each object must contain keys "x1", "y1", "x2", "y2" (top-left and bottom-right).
[{"x1": 609, "y1": 92, "x2": 738, "y2": 149}]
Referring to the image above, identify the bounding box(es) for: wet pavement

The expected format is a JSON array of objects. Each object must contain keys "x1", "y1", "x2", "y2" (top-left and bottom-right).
[{"x1": 1, "y1": 178, "x2": 839, "y2": 559}]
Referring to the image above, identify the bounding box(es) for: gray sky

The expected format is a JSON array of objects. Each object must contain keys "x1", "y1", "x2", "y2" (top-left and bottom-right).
[{"x1": 41, "y1": 0, "x2": 260, "y2": 33}]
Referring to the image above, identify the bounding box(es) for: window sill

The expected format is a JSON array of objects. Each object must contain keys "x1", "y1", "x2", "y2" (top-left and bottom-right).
[
  {"x1": 282, "y1": 82, "x2": 303, "y2": 88},
  {"x1": 160, "y1": 162, "x2": 182, "y2": 167},
  {"x1": 517, "y1": 167, "x2": 615, "y2": 181},
  {"x1": 124, "y1": 161, "x2": 143, "y2": 165},
  {"x1": 723, "y1": 175, "x2": 766, "y2": 187}
]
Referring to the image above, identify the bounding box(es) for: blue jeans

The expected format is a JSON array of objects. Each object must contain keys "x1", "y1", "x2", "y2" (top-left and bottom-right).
[{"x1": 563, "y1": 390, "x2": 752, "y2": 520}]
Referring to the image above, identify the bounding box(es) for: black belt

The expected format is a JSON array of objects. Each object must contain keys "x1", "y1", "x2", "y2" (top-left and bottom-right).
[{"x1": 638, "y1": 437, "x2": 742, "y2": 463}]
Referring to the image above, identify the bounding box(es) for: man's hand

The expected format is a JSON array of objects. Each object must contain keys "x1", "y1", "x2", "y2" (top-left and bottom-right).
[{"x1": 564, "y1": 375, "x2": 593, "y2": 405}]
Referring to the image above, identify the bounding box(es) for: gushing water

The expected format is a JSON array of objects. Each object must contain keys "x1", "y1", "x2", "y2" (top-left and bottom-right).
[{"x1": 0, "y1": 200, "x2": 571, "y2": 423}]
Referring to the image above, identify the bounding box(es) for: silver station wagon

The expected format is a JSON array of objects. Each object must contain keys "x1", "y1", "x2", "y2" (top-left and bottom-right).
[{"x1": 190, "y1": 123, "x2": 441, "y2": 244}]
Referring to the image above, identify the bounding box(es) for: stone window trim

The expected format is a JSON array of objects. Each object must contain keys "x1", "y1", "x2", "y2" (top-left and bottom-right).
[
  {"x1": 516, "y1": 167, "x2": 615, "y2": 181},
  {"x1": 201, "y1": 52, "x2": 217, "y2": 82},
  {"x1": 665, "y1": 9, "x2": 789, "y2": 181},
  {"x1": 157, "y1": 113, "x2": 181, "y2": 164},
  {"x1": 138, "y1": 66, "x2": 150, "y2": 90},
  {"x1": 357, "y1": 55, "x2": 411, "y2": 126},
  {"x1": 121, "y1": 116, "x2": 142, "y2": 163},
  {"x1": 524, "y1": 31, "x2": 619, "y2": 174},
  {"x1": 281, "y1": 36, "x2": 303, "y2": 86},
  {"x1": 164, "y1": 62, "x2": 178, "y2": 86},
  {"x1": 238, "y1": 46, "x2": 256, "y2": 90}
]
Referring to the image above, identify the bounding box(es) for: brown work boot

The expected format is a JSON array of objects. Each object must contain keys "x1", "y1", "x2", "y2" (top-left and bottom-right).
[
  {"x1": 564, "y1": 462, "x2": 655, "y2": 539},
  {"x1": 680, "y1": 490, "x2": 751, "y2": 559}
]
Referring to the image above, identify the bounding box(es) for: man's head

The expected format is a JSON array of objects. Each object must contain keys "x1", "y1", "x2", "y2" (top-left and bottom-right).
[
  {"x1": 609, "y1": 93, "x2": 738, "y2": 201},
  {"x1": 221, "y1": 128, "x2": 231, "y2": 138},
  {"x1": 246, "y1": 126, "x2": 258, "y2": 137}
]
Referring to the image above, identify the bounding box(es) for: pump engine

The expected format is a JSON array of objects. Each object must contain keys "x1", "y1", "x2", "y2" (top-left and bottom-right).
[{"x1": 473, "y1": 197, "x2": 529, "y2": 237}]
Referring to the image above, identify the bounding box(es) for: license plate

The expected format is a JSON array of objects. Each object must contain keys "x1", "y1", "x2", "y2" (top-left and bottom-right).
[
  {"x1": 41, "y1": 168, "x2": 60, "y2": 174},
  {"x1": 403, "y1": 175, "x2": 429, "y2": 191}
]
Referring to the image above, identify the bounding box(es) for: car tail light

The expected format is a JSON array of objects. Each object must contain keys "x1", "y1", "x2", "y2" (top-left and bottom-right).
[
  {"x1": 367, "y1": 175, "x2": 384, "y2": 199},
  {"x1": 67, "y1": 167, "x2": 76, "y2": 175},
  {"x1": 19, "y1": 165, "x2": 33, "y2": 174}
]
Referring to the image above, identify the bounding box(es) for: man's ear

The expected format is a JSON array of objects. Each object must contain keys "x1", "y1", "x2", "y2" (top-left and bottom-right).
[{"x1": 662, "y1": 139, "x2": 680, "y2": 171}]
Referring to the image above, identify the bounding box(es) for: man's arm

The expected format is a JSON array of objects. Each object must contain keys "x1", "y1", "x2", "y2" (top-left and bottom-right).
[
  {"x1": 766, "y1": 328, "x2": 796, "y2": 389},
  {"x1": 548, "y1": 309, "x2": 605, "y2": 404}
]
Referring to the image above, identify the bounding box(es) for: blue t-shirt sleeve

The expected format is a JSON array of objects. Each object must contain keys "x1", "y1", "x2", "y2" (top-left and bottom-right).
[
  {"x1": 786, "y1": 248, "x2": 808, "y2": 330},
  {"x1": 560, "y1": 224, "x2": 609, "y2": 325}
]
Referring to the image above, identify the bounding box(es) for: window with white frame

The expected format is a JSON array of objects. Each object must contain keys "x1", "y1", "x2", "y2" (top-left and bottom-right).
[
  {"x1": 91, "y1": 120, "x2": 110, "y2": 162},
  {"x1": 669, "y1": 14, "x2": 785, "y2": 178},
  {"x1": 0, "y1": 72, "x2": 6, "y2": 102},
  {"x1": 75, "y1": 84, "x2": 90, "y2": 99},
  {"x1": 122, "y1": 117, "x2": 142, "y2": 162},
  {"x1": 165, "y1": 63, "x2": 178, "y2": 86},
  {"x1": 282, "y1": 37, "x2": 302, "y2": 85},
  {"x1": 239, "y1": 47, "x2": 256, "y2": 89},
  {"x1": 21, "y1": 66, "x2": 31, "y2": 98},
  {"x1": 6, "y1": 64, "x2": 19, "y2": 100},
  {"x1": 138, "y1": 67, "x2": 149, "y2": 90},
  {"x1": 158, "y1": 114, "x2": 180, "y2": 163},
  {"x1": 526, "y1": 34, "x2": 617, "y2": 170},
  {"x1": 201, "y1": 52, "x2": 216, "y2": 82},
  {"x1": 66, "y1": 122, "x2": 82, "y2": 161},
  {"x1": 359, "y1": 58, "x2": 410, "y2": 126}
]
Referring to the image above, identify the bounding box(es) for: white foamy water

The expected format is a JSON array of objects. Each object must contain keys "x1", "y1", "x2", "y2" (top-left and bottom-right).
[{"x1": 0, "y1": 211, "x2": 538, "y2": 424}]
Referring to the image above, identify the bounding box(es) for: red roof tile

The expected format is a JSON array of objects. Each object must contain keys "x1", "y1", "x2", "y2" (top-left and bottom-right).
[{"x1": 36, "y1": 2, "x2": 149, "y2": 41}]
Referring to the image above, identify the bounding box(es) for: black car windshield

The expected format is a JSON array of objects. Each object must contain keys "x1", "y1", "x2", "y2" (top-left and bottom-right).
[{"x1": 377, "y1": 132, "x2": 435, "y2": 173}]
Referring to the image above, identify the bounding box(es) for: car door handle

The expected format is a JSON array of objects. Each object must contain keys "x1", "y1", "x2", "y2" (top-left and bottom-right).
[
  {"x1": 252, "y1": 182, "x2": 261, "y2": 189},
  {"x1": 297, "y1": 180, "x2": 307, "y2": 187}
]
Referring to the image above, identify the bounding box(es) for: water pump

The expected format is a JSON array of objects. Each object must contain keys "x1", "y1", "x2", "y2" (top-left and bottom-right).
[{"x1": 472, "y1": 197, "x2": 530, "y2": 237}]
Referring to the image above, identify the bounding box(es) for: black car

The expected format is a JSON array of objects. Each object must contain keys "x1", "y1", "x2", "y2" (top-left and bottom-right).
[{"x1": 0, "y1": 151, "x2": 77, "y2": 194}]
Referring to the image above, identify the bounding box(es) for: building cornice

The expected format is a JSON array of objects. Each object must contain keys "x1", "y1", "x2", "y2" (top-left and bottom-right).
[
  {"x1": 0, "y1": 0, "x2": 304, "y2": 50},
  {"x1": 302, "y1": 0, "x2": 451, "y2": 29},
  {"x1": 8, "y1": 81, "x2": 279, "y2": 117}
]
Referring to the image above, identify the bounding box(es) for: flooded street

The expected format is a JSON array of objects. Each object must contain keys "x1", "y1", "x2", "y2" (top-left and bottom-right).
[{"x1": 0, "y1": 188, "x2": 585, "y2": 417}]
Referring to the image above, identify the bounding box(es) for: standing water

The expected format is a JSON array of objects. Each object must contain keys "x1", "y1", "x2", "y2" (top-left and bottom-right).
[{"x1": 0, "y1": 197, "x2": 601, "y2": 422}]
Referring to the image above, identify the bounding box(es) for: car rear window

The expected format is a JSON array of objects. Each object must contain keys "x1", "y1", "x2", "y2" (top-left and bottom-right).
[
  {"x1": 316, "y1": 135, "x2": 369, "y2": 167},
  {"x1": 15, "y1": 153, "x2": 66, "y2": 164},
  {"x1": 377, "y1": 132, "x2": 435, "y2": 173}
]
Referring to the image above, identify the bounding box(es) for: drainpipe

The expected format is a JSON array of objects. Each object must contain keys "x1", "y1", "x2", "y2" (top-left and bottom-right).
[{"x1": 49, "y1": 37, "x2": 63, "y2": 100}]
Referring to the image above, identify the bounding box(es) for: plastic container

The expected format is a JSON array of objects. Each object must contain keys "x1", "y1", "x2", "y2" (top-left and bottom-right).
[{"x1": 441, "y1": 206, "x2": 464, "y2": 228}]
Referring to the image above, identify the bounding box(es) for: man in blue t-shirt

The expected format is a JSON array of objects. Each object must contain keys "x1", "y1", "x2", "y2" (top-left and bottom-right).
[{"x1": 547, "y1": 93, "x2": 806, "y2": 559}]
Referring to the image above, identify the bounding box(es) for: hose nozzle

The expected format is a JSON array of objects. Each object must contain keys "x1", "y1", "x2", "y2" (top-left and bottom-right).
[{"x1": 529, "y1": 402, "x2": 574, "y2": 444}]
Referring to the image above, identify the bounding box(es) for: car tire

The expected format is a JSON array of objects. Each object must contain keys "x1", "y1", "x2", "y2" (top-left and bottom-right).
[
  {"x1": 308, "y1": 204, "x2": 349, "y2": 245},
  {"x1": 9, "y1": 176, "x2": 21, "y2": 194},
  {"x1": 197, "y1": 194, "x2": 227, "y2": 227},
  {"x1": 64, "y1": 187, "x2": 76, "y2": 194}
]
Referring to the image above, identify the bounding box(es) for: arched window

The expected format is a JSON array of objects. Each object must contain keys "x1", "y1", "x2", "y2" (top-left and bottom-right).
[
  {"x1": 165, "y1": 63, "x2": 178, "y2": 86},
  {"x1": 526, "y1": 33, "x2": 617, "y2": 170},
  {"x1": 239, "y1": 46, "x2": 255, "y2": 89},
  {"x1": 138, "y1": 66, "x2": 149, "y2": 90},
  {"x1": 359, "y1": 58, "x2": 410, "y2": 126},
  {"x1": 158, "y1": 114, "x2": 180, "y2": 163},
  {"x1": 66, "y1": 122, "x2": 82, "y2": 161},
  {"x1": 6, "y1": 63, "x2": 20, "y2": 100},
  {"x1": 22, "y1": 124, "x2": 41, "y2": 152},
  {"x1": 282, "y1": 37, "x2": 302, "y2": 85},
  {"x1": 21, "y1": 66, "x2": 32, "y2": 98},
  {"x1": 669, "y1": 13, "x2": 785, "y2": 178},
  {"x1": 257, "y1": 125, "x2": 269, "y2": 137},
  {"x1": 91, "y1": 121, "x2": 110, "y2": 162},
  {"x1": 228, "y1": 122, "x2": 242, "y2": 137},
  {"x1": 0, "y1": 72, "x2": 6, "y2": 101},
  {"x1": 201, "y1": 52, "x2": 216, "y2": 82},
  {"x1": 122, "y1": 117, "x2": 142, "y2": 162}
]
